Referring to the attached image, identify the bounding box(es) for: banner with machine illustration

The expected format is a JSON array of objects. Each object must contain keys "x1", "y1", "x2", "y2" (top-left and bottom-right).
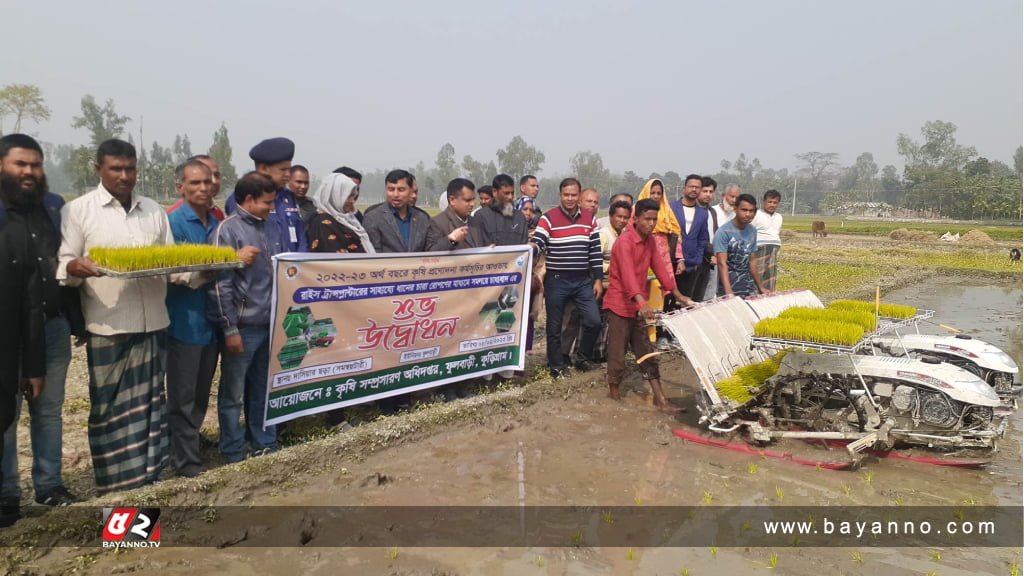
[{"x1": 265, "y1": 246, "x2": 533, "y2": 426}]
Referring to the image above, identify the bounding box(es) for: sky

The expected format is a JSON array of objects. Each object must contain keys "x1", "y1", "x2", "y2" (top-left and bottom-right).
[{"x1": 3, "y1": 0, "x2": 1022, "y2": 180}]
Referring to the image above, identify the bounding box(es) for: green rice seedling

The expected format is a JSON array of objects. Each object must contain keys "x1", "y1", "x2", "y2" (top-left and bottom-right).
[
  {"x1": 748, "y1": 463, "x2": 758, "y2": 475},
  {"x1": 627, "y1": 548, "x2": 634, "y2": 561},
  {"x1": 768, "y1": 550, "x2": 778, "y2": 569},
  {"x1": 714, "y1": 375, "x2": 752, "y2": 404},
  {"x1": 603, "y1": 510, "x2": 614, "y2": 524},
  {"x1": 387, "y1": 547, "x2": 399, "y2": 560},
  {"x1": 780, "y1": 306, "x2": 877, "y2": 332},
  {"x1": 679, "y1": 568, "x2": 691, "y2": 576},
  {"x1": 930, "y1": 550, "x2": 941, "y2": 561},
  {"x1": 862, "y1": 471, "x2": 873, "y2": 484},
  {"x1": 710, "y1": 545, "x2": 718, "y2": 558},
  {"x1": 1010, "y1": 561, "x2": 1020, "y2": 576},
  {"x1": 703, "y1": 490, "x2": 713, "y2": 504},
  {"x1": 775, "y1": 485, "x2": 784, "y2": 500},
  {"x1": 850, "y1": 550, "x2": 864, "y2": 563},
  {"x1": 89, "y1": 244, "x2": 238, "y2": 272},
  {"x1": 714, "y1": 351, "x2": 790, "y2": 404},
  {"x1": 829, "y1": 299, "x2": 917, "y2": 320},
  {"x1": 754, "y1": 317, "x2": 864, "y2": 346}
]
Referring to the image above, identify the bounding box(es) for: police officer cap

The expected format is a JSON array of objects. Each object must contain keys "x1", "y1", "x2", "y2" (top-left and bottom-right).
[{"x1": 249, "y1": 137, "x2": 295, "y2": 164}]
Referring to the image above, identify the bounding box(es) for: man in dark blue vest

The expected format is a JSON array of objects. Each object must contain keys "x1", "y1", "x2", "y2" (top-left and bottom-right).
[
  {"x1": 668, "y1": 174, "x2": 710, "y2": 301},
  {"x1": 225, "y1": 137, "x2": 307, "y2": 252}
]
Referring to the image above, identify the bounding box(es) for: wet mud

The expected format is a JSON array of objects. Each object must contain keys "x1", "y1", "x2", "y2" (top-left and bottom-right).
[{"x1": 7, "y1": 277, "x2": 1022, "y2": 575}]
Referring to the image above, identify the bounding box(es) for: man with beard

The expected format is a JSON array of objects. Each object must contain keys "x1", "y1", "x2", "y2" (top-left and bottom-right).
[
  {"x1": 58, "y1": 139, "x2": 202, "y2": 494},
  {"x1": 167, "y1": 155, "x2": 225, "y2": 221},
  {"x1": 667, "y1": 174, "x2": 709, "y2": 302},
  {"x1": 467, "y1": 174, "x2": 527, "y2": 380},
  {"x1": 468, "y1": 174, "x2": 527, "y2": 248},
  {"x1": 714, "y1": 184, "x2": 740, "y2": 227},
  {"x1": 0, "y1": 135, "x2": 50, "y2": 525}
]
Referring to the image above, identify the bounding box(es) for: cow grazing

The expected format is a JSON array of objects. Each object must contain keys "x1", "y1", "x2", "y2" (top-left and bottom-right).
[
  {"x1": 1011, "y1": 248, "x2": 1021, "y2": 262},
  {"x1": 811, "y1": 221, "x2": 828, "y2": 238}
]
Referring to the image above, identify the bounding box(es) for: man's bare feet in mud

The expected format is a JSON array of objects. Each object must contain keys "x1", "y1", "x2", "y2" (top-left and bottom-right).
[{"x1": 608, "y1": 385, "x2": 621, "y2": 400}]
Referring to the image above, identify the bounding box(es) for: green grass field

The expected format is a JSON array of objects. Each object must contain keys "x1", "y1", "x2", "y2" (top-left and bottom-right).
[{"x1": 782, "y1": 215, "x2": 1021, "y2": 241}]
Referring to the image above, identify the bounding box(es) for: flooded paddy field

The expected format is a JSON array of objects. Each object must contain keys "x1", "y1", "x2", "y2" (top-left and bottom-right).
[{"x1": 6, "y1": 276, "x2": 1019, "y2": 575}]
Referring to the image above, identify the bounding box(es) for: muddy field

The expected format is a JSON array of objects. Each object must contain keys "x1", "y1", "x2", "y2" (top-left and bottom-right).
[{"x1": 2, "y1": 246, "x2": 1022, "y2": 575}]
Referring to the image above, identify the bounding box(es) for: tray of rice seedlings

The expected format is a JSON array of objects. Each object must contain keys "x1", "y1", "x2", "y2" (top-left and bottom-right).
[
  {"x1": 778, "y1": 306, "x2": 877, "y2": 332},
  {"x1": 828, "y1": 299, "x2": 917, "y2": 320},
  {"x1": 90, "y1": 244, "x2": 243, "y2": 278},
  {"x1": 753, "y1": 317, "x2": 865, "y2": 349},
  {"x1": 714, "y1": 351, "x2": 789, "y2": 405}
]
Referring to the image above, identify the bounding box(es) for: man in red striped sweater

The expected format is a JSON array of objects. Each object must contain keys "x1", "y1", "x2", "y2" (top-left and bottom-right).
[{"x1": 531, "y1": 178, "x2": 604, "y2": 378}]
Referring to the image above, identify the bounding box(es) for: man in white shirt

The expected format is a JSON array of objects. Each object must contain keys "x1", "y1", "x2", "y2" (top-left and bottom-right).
[
  {"x1": 751, "y1": 189, "x2": 784, "y2": 292},
  {"x1": 713, "y1": 183, "x2": 740, "y2": 228},
  {"x1": 58, "y1": 139, "x2": 202, "y2": 494}
]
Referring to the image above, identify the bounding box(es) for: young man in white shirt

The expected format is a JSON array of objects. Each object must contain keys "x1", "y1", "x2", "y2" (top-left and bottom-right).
[{"x1": 751, "y1": 189, "x2": 783, "y2": 292}]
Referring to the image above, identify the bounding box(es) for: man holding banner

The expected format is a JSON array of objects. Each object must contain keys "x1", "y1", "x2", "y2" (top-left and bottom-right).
[
  {"x1": 263, "y1": 246, "x2": 533, "y2": 426},
  {"x1": 209, "y1": 172, "x2": 284, "y2": 462}
]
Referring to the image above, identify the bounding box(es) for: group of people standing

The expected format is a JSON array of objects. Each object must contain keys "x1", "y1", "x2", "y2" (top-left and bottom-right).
[{"x1": 0, "y1": 131, "x2": 784, "y2": 526}]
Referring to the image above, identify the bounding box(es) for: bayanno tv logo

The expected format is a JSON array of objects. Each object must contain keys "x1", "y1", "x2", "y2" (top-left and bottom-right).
[{"x1": 101, "y1": 508, "x2": 161, "y2": 549}]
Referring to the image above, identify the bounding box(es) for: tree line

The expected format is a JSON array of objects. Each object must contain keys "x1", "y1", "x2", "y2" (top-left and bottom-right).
[{"x1": 2, "y1": 84, "x2": 1019, "y2": 221}]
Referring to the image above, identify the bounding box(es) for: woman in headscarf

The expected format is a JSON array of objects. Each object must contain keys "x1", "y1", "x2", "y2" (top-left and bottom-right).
[
  {"x1": 635, "y1": 178, "x2": 680, "y2": 342},
  {"x1": 514, "y1": 196, "x2": 537, "y2": 235},
  {"x1": 514, "y1": 196, "x2": 540, "y2": 351},
  {"x1": 307, "y1": 173, "x2": 375, "y2": 254}
]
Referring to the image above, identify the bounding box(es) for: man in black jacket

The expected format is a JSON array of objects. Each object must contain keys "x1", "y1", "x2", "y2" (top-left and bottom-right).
[
  {"x1": 0, "y1": 134, "x2": 81, "y2": 510},
  {"x1": 427, "y1": 178, "x2": 474, "y2": 251},
  {"x1": 0, "y1": 134, "x2": 47, "y2": 526},
  {"x1": 468, "y1": 174, "x2": 527, "y2": 248}
]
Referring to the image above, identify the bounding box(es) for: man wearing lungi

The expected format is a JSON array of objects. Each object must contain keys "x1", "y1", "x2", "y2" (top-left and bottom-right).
[{"x1": 58, "y1": 139, "x2": 204, "y2": 494}]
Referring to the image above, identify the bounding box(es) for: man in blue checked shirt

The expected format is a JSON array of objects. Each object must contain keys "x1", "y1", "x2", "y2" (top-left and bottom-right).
[{"x1": 165, "y1": 159, "x2": 256, "y2": 477}]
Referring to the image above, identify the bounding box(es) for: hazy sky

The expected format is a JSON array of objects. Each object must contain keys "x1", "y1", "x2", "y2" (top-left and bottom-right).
[{"x1": 4, "y1": 0, "x2": 1022, "y2": 180}]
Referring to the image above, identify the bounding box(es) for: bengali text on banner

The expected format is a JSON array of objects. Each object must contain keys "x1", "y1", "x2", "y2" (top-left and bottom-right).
[{"x1": 264, "y1": 246, "x2": 533, "y2": 426}]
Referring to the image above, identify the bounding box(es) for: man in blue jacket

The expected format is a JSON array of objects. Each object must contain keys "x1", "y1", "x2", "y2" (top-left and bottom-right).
[
  {"x1": 668, "y1": 174, "x2": 710, "y2": 301},
  {"x1": 209, "y1": 172, "x2": 284, "y2": 462}
]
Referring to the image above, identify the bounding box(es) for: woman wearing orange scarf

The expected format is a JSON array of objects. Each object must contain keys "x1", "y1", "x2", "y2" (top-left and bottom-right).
[{"x1": 635, "y1": 179, "x2": 680, "y2": 342}]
